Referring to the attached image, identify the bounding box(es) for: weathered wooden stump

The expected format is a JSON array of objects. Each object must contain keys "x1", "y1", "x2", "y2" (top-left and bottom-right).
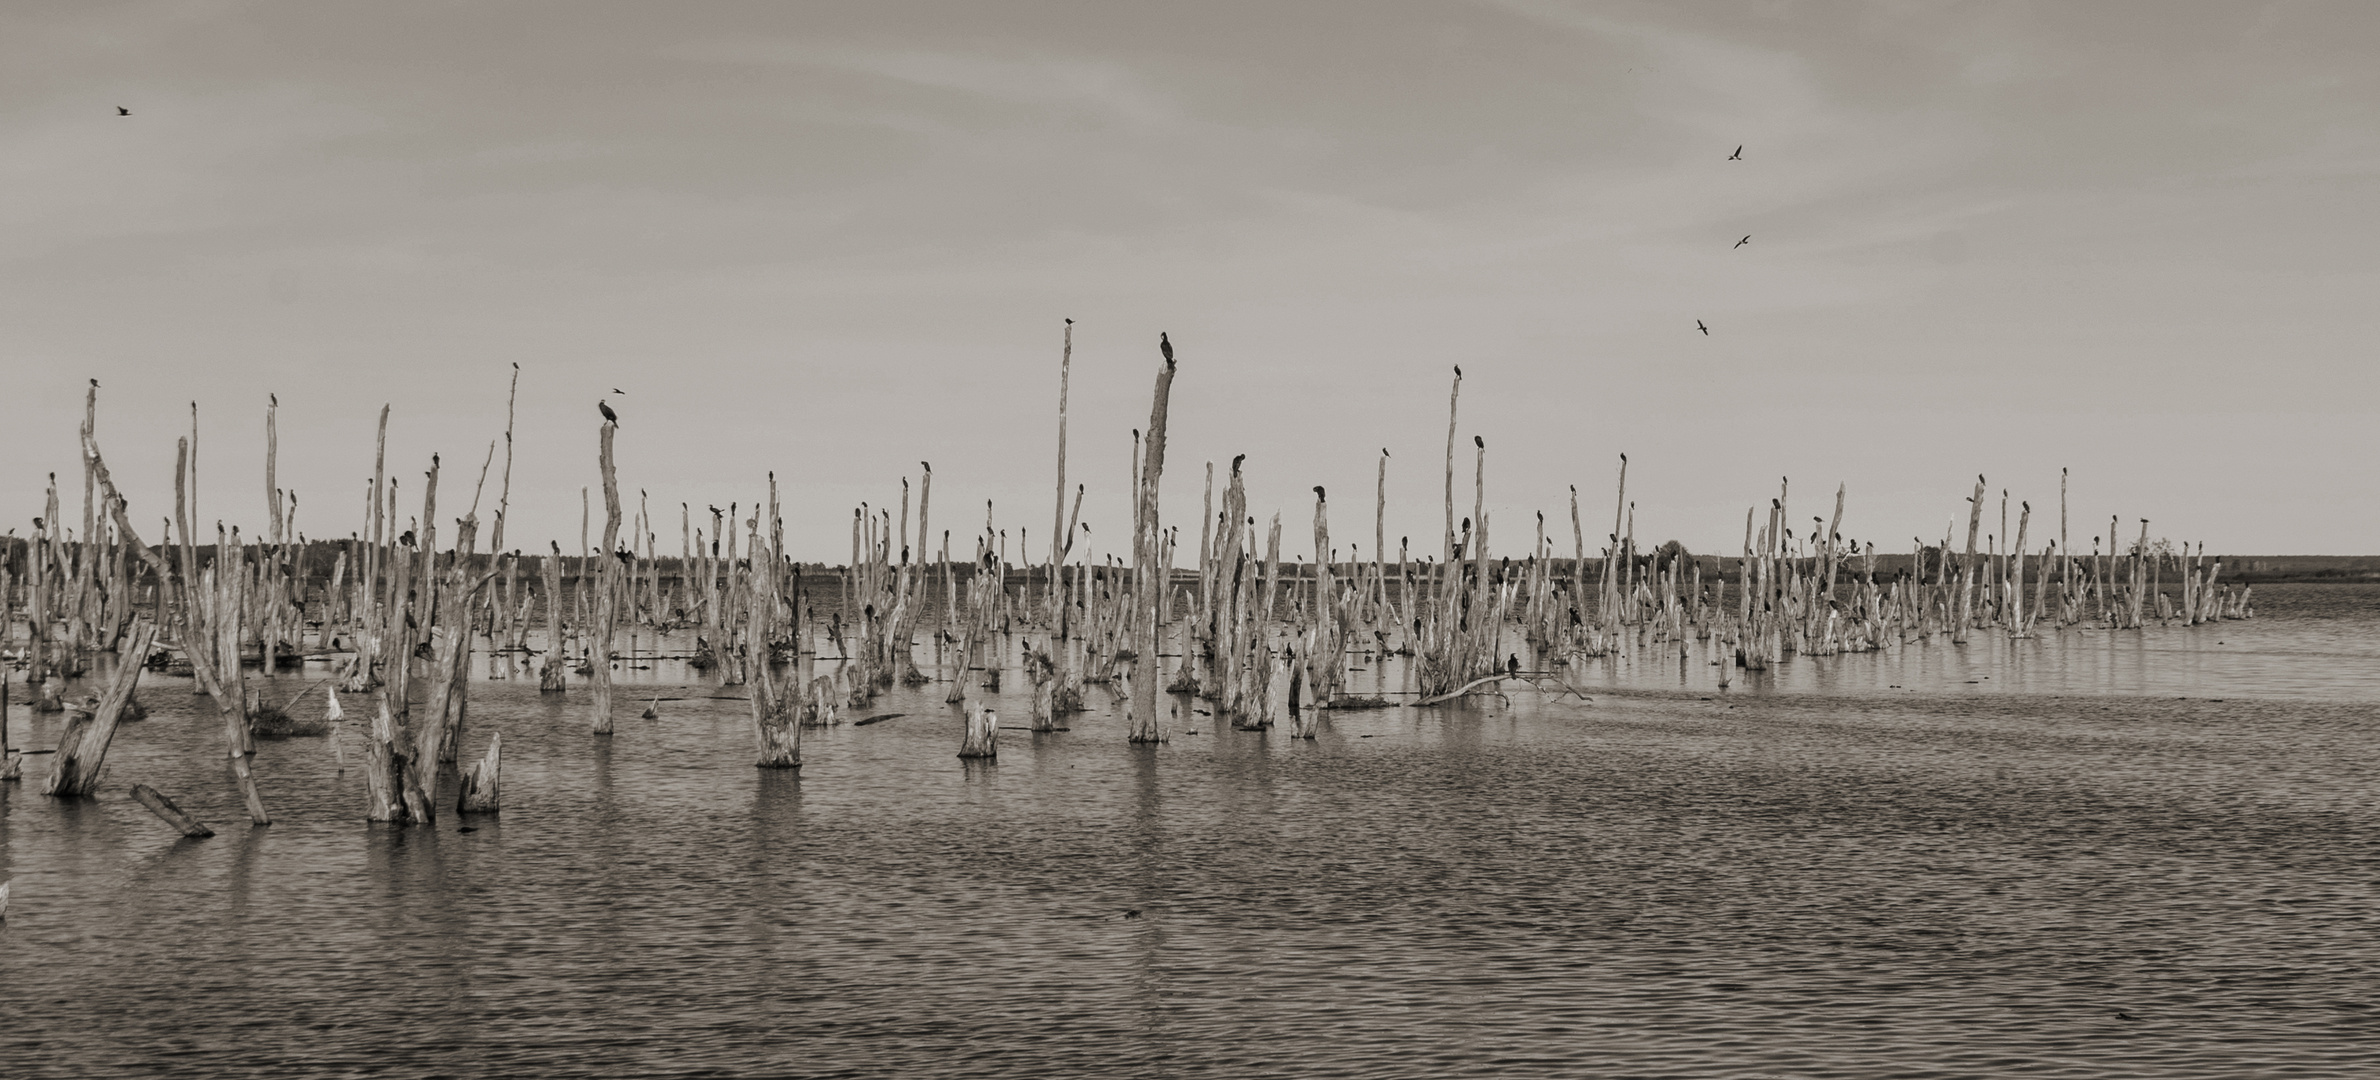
[
  {"x1": 457, "y1": 732, "x2": 502, "y2": 813},
  {"x1": 958, "y1": 705, "x2": 998, "y2": 759}
]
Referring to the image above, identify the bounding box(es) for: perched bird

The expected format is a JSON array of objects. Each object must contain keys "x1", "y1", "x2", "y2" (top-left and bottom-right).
[
  {"x1": 1508, "y1": 654, "x2": 1521, "y2": 677},
  {"x1": 90, "y1": 378, "x2": 99, "y2": 388},
  {"x1": 1729, "y1": 144, "x2": 1742, "y2": 160},
  {"x1": 117, "y1": 106, "x2": 130, "y2": 116},
  {"x1": 1735, "y1": 235, "x2": 1750, "y2": 248},
  {"x1": 1697, "y1": 320, "x2": 1709, "y2": 335},
  {"x1": 1159, "y1": 333, "x2": 1173, "y2": 363},
  {"x1": 1314, "y1": 485, "x2": 1326, "y2": 501},
  {"x1": 598, "y1": 399, "x2": 619, "y2": 425}
]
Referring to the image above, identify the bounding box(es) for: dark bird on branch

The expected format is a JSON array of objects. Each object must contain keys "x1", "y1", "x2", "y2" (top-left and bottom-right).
[
  {"x1": 598, "y1": 399, "x2": 618, "y2": 425},
  {"x1": 1314, "y1": 486, "x2": 1326, "y2": 501},
  {"x1": 1159, "y1": 332, "x2": 1173, "y2": 363},
  {"x1": 118, "y1": 106, "x2": 130, "y2": 116},
  {"x1": 398, "y1": 529, "x2": 415, "y2": 547},
  {"x1": 1453, "y1": 364, "x2": 1462, "y2": 378},
  {"x1": 1508, "y1": 654, "x2": 1521, "y2": 677},
  {"x1": 1474, "y1": 435, "x2": 1483, "y2": 449},
  {"x1": 1697, "y1": 320, "x2": 1709, "y2": 335},
  {"x1": 1729, "y1": 145, "x2": 1742, "y2": 160},
  {"x1": 1735, "y1": 235, "x2": 1750, "y2": 248}
]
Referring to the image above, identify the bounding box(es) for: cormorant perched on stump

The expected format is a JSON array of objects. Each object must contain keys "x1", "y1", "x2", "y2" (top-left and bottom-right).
[{"x1": 598, "y1": 399, "x2": 619, "y2": 425}]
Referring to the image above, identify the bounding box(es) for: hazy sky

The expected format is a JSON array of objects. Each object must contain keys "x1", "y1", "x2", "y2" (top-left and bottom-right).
[{"x1": 6, "y1": 1, "x2": 2376, "y2": 562}]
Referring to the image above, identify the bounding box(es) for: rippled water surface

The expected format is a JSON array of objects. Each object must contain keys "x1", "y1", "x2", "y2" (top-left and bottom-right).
[{"x1": 4, "y1": 584, "x2": 2377, "y2": 1077}]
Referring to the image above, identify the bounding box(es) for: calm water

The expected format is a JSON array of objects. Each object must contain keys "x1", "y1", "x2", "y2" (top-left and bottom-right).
[{"x1": 3, "y1": 583, "x2": 2377, "y2": 1078}]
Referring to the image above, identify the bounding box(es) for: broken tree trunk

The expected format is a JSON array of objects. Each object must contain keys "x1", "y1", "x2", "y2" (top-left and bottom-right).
[
  {"x1": 1127, "y1": 337, "x2": 1177, "y2": 744},
  {"x1": 456, "y1": 731, "x2": 501, "y2": 813},
  {"x1": 592, "y1": 420, "x2": 623, "y2": 734},
  {"x1": 42, "y1": 620, "x2": 158, "y2": 796}
]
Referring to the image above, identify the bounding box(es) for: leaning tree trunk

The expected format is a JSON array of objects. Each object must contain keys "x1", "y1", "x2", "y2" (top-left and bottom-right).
[{"x1": 42, "y1": 620, "x2": 157, "y2": 797}]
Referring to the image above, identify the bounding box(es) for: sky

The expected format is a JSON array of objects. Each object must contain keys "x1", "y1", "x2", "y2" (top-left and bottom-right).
[{"x1": 5, "y1": 1, "x2": 2377, "y2": 563}]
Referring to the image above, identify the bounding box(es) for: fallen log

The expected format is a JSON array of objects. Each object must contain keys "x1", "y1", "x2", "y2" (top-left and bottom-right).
[{"x1": 130, "y1": 784, "x2": 214, "y2": 838}]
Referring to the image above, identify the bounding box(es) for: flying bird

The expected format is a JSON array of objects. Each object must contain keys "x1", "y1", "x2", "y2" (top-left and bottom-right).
[
  {"x1": 1697, "y1": 320, "x2": 1709, "y2": 335},
  {"x1": 117, "y1": 106, "x2": 130, "y2": 116},
  {"x1": 1735, "y1": 235, "x2": 1750, "y2": 248},
  {"x1": 1159, "y1": 333, "x2": 1173, "y2": 363},
  {"x1": 1728, "y1": 145, "x2": 1742, "y2": 160},
  {"x1": 611, "y1": 388, "x2": 626, "y2": 394},
  {"x1": 598, "y1": 399, "x2": 619, "y2": 425}
]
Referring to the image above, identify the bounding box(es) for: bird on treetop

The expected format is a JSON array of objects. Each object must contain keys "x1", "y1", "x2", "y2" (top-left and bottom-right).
[
  {"x1": 1474, "y1": 435, "x2": 1483, "y2": 448},
  {"x1": 1159, "y1": 333, "x2": 1173, "y2": 363},
  {"x1": 1314, "y1": 486, "x2": 1326, "y2": 501},
  {"x1": 599, "y1": 399, "x2": 619, "y2": 425}
]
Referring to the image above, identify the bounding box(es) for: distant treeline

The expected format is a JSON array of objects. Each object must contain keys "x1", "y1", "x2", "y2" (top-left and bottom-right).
[{"x1": 1, "y1": 538, "x2": 2370, "y2": 590}]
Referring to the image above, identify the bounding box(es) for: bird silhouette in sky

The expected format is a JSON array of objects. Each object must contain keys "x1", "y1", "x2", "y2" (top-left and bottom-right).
[
  {"x1": 611, "y1": 388, "x2": 625, "y2": 394},
  {"x1": 1735, "y1": 235, "x2": 1750, "y2": 248},
  {"x1": 117, "y1": 106, "x2": 130, "y2": 116},
  {"x1": 598, "y1": 399, "x2": 619, "y2": 425},
  {"x1": 1697, "y1": 320, "x2": 1709, "y2": 335},
  {"x1": 1728, "y1": 145, "x2": 1742, "y2": 160},
  {"x1": 1159, "y1": 333, "x2": 1173, "y2": 363}
]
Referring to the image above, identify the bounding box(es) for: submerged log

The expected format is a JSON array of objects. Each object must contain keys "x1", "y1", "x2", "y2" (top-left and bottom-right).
[
  {"x1": 456, "y1": 731, "x2": 502, "y2": 813},
  {"x1": 130, "y1": 784, "x2": 214, "y2": 838}
]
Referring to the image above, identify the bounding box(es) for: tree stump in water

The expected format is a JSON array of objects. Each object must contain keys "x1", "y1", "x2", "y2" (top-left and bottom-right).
[
  {"x1": 457, "y1": 732, "x2": 502, "y2": 813},
  {"x1": 958, "y1": 705, "x2": 997, "y2": 759},
  {"x1": 362, "y1": 689, "x2": 412, "y2": 823}
]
